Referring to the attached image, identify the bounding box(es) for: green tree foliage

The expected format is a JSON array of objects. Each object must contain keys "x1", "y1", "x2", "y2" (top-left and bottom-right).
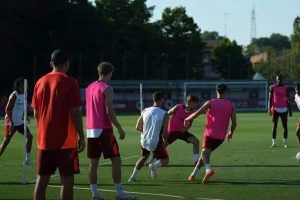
[
  {"x1": 212, "y1": 38, "x2": 251, "y2": 79},
  {"x1": 291, "y1": 16, "x2": 300, "y2": 78},
  {"x1": 201, "y1": 31, "x2": 220, "y2": 41}
]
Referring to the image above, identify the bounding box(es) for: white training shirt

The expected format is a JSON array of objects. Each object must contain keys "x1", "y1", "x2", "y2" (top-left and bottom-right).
[
  {"x1": 140, "y1": 106, "x2": 166, "y2": 151},
  {"x1": 11, "y1": 91, "x2": 25, "y2": 126},
  {"x1": 295, "y1": 94, "x2": 300, "y2": 111}
]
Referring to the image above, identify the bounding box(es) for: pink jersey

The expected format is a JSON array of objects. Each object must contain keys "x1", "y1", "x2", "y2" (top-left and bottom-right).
[
  {"x1": 86, "y1": 81, "x2": 112, "y2": 130},
  {"x1": 204, "y1": 99, "x2": 233, "y2": 140},
  {"x1": 168, "y1": 104, "x2": 194, "y2": 132},
  {"x1": 272, "y1": 84, "x2": 287, "y2": 108}
]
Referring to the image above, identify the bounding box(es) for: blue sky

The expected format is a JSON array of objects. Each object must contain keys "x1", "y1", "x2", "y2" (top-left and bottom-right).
[{"x1": 146, "y1": 0, "x2": 300, "y2": 45}]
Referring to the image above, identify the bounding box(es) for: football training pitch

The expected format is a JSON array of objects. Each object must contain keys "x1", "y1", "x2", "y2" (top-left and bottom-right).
[{"x1": 0, "y1": 113, "x2": 300, "y2": 200}]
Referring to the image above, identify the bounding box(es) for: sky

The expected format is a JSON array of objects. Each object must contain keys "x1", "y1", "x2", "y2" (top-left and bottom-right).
[{"x1": 146, "y1": 0, "x2": 300, "y2": 46}]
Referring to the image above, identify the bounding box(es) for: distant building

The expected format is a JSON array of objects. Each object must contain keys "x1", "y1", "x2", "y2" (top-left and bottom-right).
[
  {"x1": 202, "y1": 40, "x2": 221, "y2": 79},
  {"x1": 250, "y1": 52, "x2": 268, "y2": 64}
]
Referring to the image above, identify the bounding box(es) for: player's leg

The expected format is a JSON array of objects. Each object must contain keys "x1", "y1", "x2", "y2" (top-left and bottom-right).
[
  {"x1": 280, "y1": 112, "x2": 288, "y2": 147},
  {"x1": 185, "y1": 133, "x2": 200, "y2": 164},
  {"x1": 129, "y1": 148, "x2": 150, "y2": 182},
  {"x1": 87, "y1": 137, "x2": 105, "y2": 200},
  {"x1": 34, "y1": 175, "x2": 51, "y2": 200},
  {"x1": 60, "y1": 175, "x2": 74, "y2": 200},
  {"x1": 201, "y1": 148, "x2": 215, "y2": 184},
  {"x1": 272, "y1": 111, "x2": 280, "y2": 147},
  {"x1": 0, "y1": 136, "x2": 12, "y2": 157},
  {"x1": 296, "y1": 121, "x2": 300, "y2": 144},
  {"x1": 17, "y1": 125, "x2": 33, "y2": 163},
  {"x1": 148, "y1": 142, "x2": 169, "y2": 178}
]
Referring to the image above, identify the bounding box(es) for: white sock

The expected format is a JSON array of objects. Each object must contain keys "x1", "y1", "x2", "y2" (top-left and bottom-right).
[
  {"x1": 25, "y1": 153, "x2": 30, "y2": 160},
  {"x1": 205, "y1": 163, "x2": 212, "y2": 172},
  {"x1": 191, "y1": 166, "x2": 200, "y2": 176},
  {"x1": 152, "y1": 160, "x2": 162, "y2": 168},
  {"x1": 90, "y1": 184, "x2": 100, "y2": 198},
  {"x1": 115, "y1": 182, "x2": 124, "y2": 196},
  {"x1": 130, "y1": 167, "x2": 139, "y2": 178},
  {"x1": 283, "y1": 138, "x2": 287, "y2": 144},
  {"x1": 193, "y1": 154, "x2": 199, "y2": 163},
  {"x1": 272, "y1": 139, "x2": 276, "y2": 144}
]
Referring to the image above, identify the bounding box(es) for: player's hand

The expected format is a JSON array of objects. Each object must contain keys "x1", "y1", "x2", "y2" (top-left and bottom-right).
[
  {"x1": 118, "y1": 127, "x2": 125, "y2": 140},
  {"x1": 268, "y1": 110, "x2": 272, "y2": 116},
  {"x1": 226, "y1": 131, "x2": 233, "y2": 142},
  {"x1": 184, "y1": 118, "x2": 193, "y2": 128},
  {"x1": 77, "y1": 137, "x2": 85, "y2": 153}
]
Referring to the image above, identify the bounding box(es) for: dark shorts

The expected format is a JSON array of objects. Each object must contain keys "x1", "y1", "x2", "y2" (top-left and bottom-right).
[
  {"x1": 272, "y1": 110, "x2": 288, "y2": 123},
  {"x1": 202, "y1": 136, "x2": 224, "y2": 151},
  {"x1": 37, "y1": 148, "x2": 79, "y2": 176},
  {"x1": 87, "y1": 128, "x2": 120, "y2": 159},
  {"x1": 167, "y1": 131, "x2": 195, "y2": 144},
  {"x1": 4, "y1": 122, "x2": 30, "y2": 137},
  {"x1": 142, "y1": 139, "x2": 169, "y2": 159}
]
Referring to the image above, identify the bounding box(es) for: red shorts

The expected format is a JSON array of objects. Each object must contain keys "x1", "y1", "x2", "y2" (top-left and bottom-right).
[
  {"x1": 202, "y1": 136, "x2": 224, "y2": 151},
  {"x1": 142, "y1": 139, "x2": 169, "y2": 159},
  {"x1": 4, "y1": 123, "x2": 30, "y2": 137},
  {"x1": 87, "y1": 128, "x2": 120, "y2": 159},
  {"x1": 167, "y1": 131, "x2": 195, "y2": 144},
  {"x1": 37, "y1": 148, "x2": 79, "y2": 176}
]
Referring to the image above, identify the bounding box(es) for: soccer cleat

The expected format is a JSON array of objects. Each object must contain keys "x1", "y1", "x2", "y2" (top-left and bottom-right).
[
  {"x1": 202, "y1": 169, "x2": 215, "y2": 184},
  {"x1": 24, "y1": 158, "x2": 34, "y2": 165},
  {"x1": 188, "y1": 174, "x2": 196, "y2": 181},
  {"x1": 149, "y1": 163, "x2": 158, "y2": 178},
  {"x1": 284, "y1": 144, "x2": 288, "y2": 148},
  {"x1": 128, "y1": 176, "x2": 136, "y2": 183},
  {"x1": 271, "y1": 143, "x2": 276, "y2": 148},
  {"x1": 115, "y1": 192, "x2": 136, "y2": 200}
]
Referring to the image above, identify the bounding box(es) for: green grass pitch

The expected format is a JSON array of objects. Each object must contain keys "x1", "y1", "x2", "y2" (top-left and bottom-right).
[{"x1": 0, "y1": 113, "x2": 300, "y2": 200}]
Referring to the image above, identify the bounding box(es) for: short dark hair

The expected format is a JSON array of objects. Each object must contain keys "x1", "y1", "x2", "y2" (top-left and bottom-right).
[
  {"x1": 186, "y1": 95, "x2": 199, "y2": 103},
  {"x1": 51, "y1": 49, "x2": 69, "y2": 66},
  {"x1": 152, "y1": 91, "x2": 165, "y2": 103},
  {"x1": 13, "y1": 77, "x2": 24, "y2": 93},
  {"x1": 97, "y1": 62, "x2": 115, "y2": 76},
  {"x1": 216, "y1": 83, "x2": 229, "y2": 94}
]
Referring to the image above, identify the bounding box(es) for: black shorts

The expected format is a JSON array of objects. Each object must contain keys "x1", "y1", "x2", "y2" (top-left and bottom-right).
[{"x1": 167, "y1": 131, "x2": 195, "y2": 144}]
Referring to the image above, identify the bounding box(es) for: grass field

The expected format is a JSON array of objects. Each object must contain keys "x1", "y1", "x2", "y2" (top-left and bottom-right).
[{"x1": 0, "y1": 113, "x2": 300, "y2": 200}]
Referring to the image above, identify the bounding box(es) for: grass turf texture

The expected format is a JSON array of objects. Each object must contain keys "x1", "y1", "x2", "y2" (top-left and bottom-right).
[{"x1": 0, "y1": 113, "x2": 300, "y2": 200}]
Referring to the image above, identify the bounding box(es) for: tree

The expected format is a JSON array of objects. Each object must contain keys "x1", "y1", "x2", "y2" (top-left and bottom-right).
[
  {"x1": 212, "y1": 38, "x2": 251, "y2": 79},
  {"x1": 201, "y1": 31, "x2": 220, "y2": 41},
  {"x1": 291, "y1": 16, "x2": 300, "y2": 78}
]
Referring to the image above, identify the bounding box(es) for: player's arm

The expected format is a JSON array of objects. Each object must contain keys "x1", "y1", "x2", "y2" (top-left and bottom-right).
[
  {"x1": 71, "y1": 107, "x2": 85, "y2": 152},
  {"x1": 268, "y1": 86, "x2": 273, "y2": 116},
  {"x1": 286, "y1": 88, "x2": 292, "y2": 117},
  {"x1": 5, "y1": 93, "x2": 16, "y2": 125},
  {"x1": 136, "y1": 115, "x2": 143, "y2": 132},
  {"x1": 104, "y1": 86, "x2": 125, "y2": 140},
  {"x1": 162, "y1": 113, "x2": 169, "y2": 144},
  {"x1": 226, "y1": 104, "x2": 237, "y2": 142},
  {"x1": 167, "y1": 105, "x2": 178, "y2": 116},
  {"x1": 184, "y1": 100, "x2": 211, "y2": 128}
]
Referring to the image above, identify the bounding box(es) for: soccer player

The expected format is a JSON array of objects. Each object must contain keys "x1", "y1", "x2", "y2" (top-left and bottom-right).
[
  {"x1": 185, "y1": 83, "x2": 236, "y2": 184},
  {"x1": 32, "y1": 50, "x2": 85, "y2": 200},
  {"x1": 0, "y1": 77, "x2": 33, "y2": 164},
  {"x1": 128, "y1": 91, "x2": 169, "y2": 182},
  {"x1": 294, "y1": 84, "x2": 300, "y2": 144},
  {"x1": 268, "y1": 75, "x2": 292, "y2": 148},
  {"x1": 86, "y1": 62, "x2": 134, "y2": 200},
  {"x1": 167, "y1": 95, "x2": 199, "y2": 164}
]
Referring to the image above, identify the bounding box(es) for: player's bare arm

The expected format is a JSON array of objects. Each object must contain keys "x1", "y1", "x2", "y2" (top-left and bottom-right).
[
  {"x1": 167, "y1": 105, "x2": 179, "y2": 116},
  {"x1": 71, "y1": 106, "x2": 85, "y2": 152},
  {"x1": 268, "y1": 86, "x2": 273, "y2": 116},
  {"x1": 162, "y1": 113, "x2": 169, "y2": 145},
  {"x1": 105, "y1": 86, "x2": 125, "y2": 140},
  {"x1": 226, "y1": 104, "x2": 237, "y2": 142},
  {"x1": 136, "y1": 115, "x2": 143, "y2": 132},
  {"x1": 184, "y1": 100, "x2": 211, "y2": 128},
  {"x1": 286, "y1": 88, "x2": 292, "y2": 117}
]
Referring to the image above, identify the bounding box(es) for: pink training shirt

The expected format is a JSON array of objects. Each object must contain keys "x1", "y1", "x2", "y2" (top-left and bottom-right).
[
  {"x1": 168, "y1": 104, "x2": 195, "y2": 132},
  {"x1": 204, "y1": 99, "x2": 233, "y2": 140},
  {"x1": 86, "y1": 81, "x2": 112, "y2": 130},
  {"x1": 272, "y1": 84, "x2": 287, "y2": 108}
]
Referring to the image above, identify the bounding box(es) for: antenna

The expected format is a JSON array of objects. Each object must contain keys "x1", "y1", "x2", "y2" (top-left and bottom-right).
[
  {"x1": 250, "y1": 3, "x2": 257, "y2": 43},
  {"x1": 223, "y1": 12, "x2": 230, "y2": 37}
]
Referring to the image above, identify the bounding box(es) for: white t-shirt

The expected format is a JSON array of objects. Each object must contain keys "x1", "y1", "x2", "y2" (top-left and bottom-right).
[
  {"x1": 11, "y1": 91, "x2": 25, "y2": 126},
  {"x1": 140, "y1": 106, "x2": 166, "y2": 151},
  {"x1": 295, "y1": 94, "x2": 300, "y2": 111}
]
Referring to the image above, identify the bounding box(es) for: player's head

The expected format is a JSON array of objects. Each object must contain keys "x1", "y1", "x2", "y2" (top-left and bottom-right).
[
  {"x1": 295, "y1": 84, "x2": 300, "y2": 95},
  {"x1": 186, "y1": 95, "x2": 199, "y2": 109},
  {"x1": 276, "y1": 74, "x2": 283, "y2": 85},
  {"x1": 97, "y1": 62, "x2": 114, "y2": 80},
  {"x1": 13, "y1": 77, "x2": 24, "y2": 94},
  {"x1": 216, "y1": 83, "x2": 229, "y2": 96},
  {"x1": 50, "y1": 49, "x2": 70, "y2": 72},
  {"x1": 152, "y1": 91, "x2": 166, "y2": 106}
]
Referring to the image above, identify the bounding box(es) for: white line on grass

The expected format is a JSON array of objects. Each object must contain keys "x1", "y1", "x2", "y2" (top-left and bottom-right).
[{"x1": 48, "y1": 184, "x2": 185, "y2": 199}]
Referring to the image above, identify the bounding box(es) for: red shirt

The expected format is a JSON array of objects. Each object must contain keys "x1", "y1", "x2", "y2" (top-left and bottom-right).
[{"x1": 31, "y1": 72, "x2": 81, "y2": 150}]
